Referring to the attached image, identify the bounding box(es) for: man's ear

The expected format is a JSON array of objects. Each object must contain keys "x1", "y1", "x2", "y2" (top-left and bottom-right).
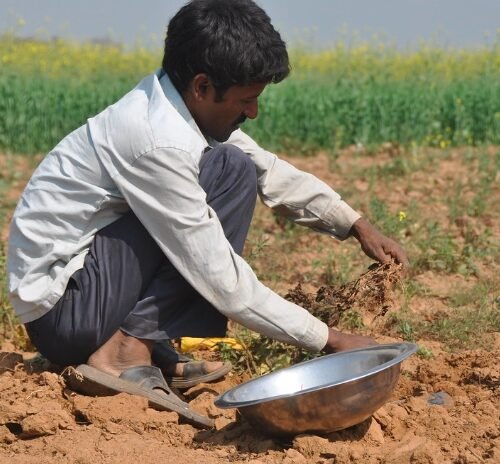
[{"x1": 191, "y1": 73, "x2": 212, "y2": 102}]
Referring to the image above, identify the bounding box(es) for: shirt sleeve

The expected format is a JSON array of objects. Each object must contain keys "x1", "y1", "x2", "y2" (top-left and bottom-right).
[
  {"x1": 112, "y1": 146, "x2": 329, "y2": 352},
  {"x1": 226, "y1": 130, "x2": 361, "y2": 240}
]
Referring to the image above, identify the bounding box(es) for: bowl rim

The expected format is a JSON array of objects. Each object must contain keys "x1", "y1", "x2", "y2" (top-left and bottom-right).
[{"x1": 215, "y1": 342, "x2": 417, "y2": 408}]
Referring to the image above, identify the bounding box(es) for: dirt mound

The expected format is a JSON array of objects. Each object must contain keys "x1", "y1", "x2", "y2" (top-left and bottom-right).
[{"x1": 0, "y1": 345, "x2": 498, "y2": 464}]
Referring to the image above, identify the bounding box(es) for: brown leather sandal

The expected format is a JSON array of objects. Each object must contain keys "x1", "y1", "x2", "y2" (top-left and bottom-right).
[
  {"x1": 167, "y1": 360, "x2": 232, "y2": 389},
  {"x1": 152, "y1": 341, "x2": 232, "y2": 389},
  {"x1": 66, "y1": 364, "x2": 214, "y2": 428}
]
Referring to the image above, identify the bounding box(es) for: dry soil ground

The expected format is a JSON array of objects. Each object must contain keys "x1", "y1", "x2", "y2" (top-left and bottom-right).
[{"x1": 0, "y1": 146, "x2": 498, "y2": 463}]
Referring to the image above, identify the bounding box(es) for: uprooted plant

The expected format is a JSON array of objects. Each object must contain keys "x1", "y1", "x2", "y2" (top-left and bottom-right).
[{"x1": 222, "y1": 262, "x2": 404, "y2": 376}]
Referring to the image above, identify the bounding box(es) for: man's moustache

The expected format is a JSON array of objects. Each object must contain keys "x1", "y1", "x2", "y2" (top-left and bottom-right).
[{"x1": 235, "y1": 115, "x2": 247, "y2": 125}]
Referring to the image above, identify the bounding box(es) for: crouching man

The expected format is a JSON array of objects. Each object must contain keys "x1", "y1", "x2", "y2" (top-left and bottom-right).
[{"x1": 8, "y1": 0, "x2": 407, "y2": 425}]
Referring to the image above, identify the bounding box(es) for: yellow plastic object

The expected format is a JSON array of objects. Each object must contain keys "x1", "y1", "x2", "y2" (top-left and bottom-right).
[{"x1": 180, "y1": 337, "x2": 243, "y2": 352}]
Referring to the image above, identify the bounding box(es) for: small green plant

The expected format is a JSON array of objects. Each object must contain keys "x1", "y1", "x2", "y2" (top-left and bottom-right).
[
  {"x1": 469, "y1": 151, "x2": 499, "y2": 214},
  {"x1": 416, "y1": 345, "x2": 434, "y2": 359},
  {"x1": 426, "y1": 282, "x2": 500, "y2": 350},
  {"x1": 367, "y1": 197, "x2": 408, "y2": 239},
  {"x1": 272, "y1": 210, "x2": 298, "y2": 239},
  {"x1": 340, "y1": 309, "x2": 364, "y2": 330},
  {"x1": 450, "y1": 281, "x2": 496, "y2": 307},
  {"x1": 446, "y1": 151, "x2": 498, "y2": 220},
  {"x1": 220, "y1": 327, "x2": 316, "y2": 376},
  {"x1": 468, "y1": 171, "x2": 496, "y2": 218},
  {"x1": 399, "y1": 279, "x2": 428, "y2": 312},
  {"x1": 318, "y1": 252, "x2": 356, "y2": 287},
  {"x1": 0, "y1": 241, "x2": 26, "y2": 345},
  {"x1": 446, "y1": 180, "x2": 468, "y2": 222},
  {"x1": 386, "y1": 312, "x2": 421, "y2": 342},
  {"x1": 411, "y1": 221, "x2": 463, "y2": 274},
  {"x1": 245, "y1": 233, "x2": 269, "y2": 266},
  {"x1": 398, "y1": 320, "x2": 416, "y2": 342}
]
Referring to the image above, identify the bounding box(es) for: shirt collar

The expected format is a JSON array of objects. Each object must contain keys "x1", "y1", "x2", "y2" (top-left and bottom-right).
[{"x1": 156, "y1": 69, "x2": 220, "y2": 150}]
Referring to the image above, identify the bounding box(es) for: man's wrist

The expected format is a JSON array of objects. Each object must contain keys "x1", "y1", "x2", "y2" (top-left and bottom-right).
[
  {"x1": 349, "y1": 217, "x2": 370, "y2": 240},
  {"x1": 324, "y1": 327, "x2": 342, "y2": 353}
]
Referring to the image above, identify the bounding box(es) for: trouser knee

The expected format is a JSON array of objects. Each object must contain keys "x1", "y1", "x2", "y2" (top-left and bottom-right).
[
  {"x1": 199, "y1": 144, "x2": 257, "y2": 200},
  {"x1": 199, "y1": 144, "x2": 257, "y2": 254}
]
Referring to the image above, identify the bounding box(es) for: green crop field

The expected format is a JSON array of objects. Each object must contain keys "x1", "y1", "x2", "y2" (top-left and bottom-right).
[{"x1": 1, "y1": 35, "x2": 499, "y2": 154}]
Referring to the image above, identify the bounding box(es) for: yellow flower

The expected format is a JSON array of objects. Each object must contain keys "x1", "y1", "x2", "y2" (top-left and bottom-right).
[{"x1": 399, "y1": 211, "x2": 407, "y2": 222}]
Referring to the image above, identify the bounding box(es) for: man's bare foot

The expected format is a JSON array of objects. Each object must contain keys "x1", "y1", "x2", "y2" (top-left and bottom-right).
[{"x1": 87, "y1": 330, "x2": 154, "y2": 377}]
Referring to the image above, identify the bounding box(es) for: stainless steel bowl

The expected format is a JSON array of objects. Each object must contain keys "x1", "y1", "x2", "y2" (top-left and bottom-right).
[{"x1": 215, "y1": 342, "x2": 417, "y2": 436}]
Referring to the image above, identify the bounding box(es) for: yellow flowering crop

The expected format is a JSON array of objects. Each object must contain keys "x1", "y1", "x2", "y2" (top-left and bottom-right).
[
  {"x1": 0, "y1": 34, "x2": 160, "y2": 79},
  {"x1": 1, "y1": 33, "x2": 498, "y2": 81}
]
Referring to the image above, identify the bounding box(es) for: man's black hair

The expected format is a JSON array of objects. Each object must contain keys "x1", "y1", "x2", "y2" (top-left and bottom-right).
[{"x1": 162, "y1": 0, "x2": 290, "y2": 99}]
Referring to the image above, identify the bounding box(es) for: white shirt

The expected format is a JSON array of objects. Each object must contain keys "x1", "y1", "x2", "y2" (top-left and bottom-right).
[{"x1": 8, "y1": 71, "x2": 361, "y2": 352}]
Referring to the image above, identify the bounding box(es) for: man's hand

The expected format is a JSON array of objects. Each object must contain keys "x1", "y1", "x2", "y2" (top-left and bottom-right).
[
  {"x1": 324, "y1": 328, "x2": 378, "y2": 353},
  {"x1": 350, "y1": 217, "x2": 409, "y2": 268}
]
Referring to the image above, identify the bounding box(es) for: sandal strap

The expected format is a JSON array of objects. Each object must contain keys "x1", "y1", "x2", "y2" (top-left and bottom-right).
[
  {"x1": 119, "y1": 365, "x2": 175, "y2": 396},
  {"x1": 181, "y1": 362, "x2": 211, "y2": 380}
]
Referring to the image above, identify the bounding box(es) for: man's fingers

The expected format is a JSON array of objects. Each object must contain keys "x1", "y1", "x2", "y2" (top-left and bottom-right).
[
  {"x1": 352, "y1": 218, "x2": 409, "y2": 268},
  {"x1": 371, "y1": 242, "x2": 395, "y2": 264},
  {"x1": 382, "y1": 241, "x2": 409, "y2": 268},
  {"x1": 378, "y1": 252, "x2": 392, "y2": 264}
]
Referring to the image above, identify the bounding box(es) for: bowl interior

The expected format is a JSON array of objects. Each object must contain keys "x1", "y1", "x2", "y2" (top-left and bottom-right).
[{"x1": 218, "y1": 343, "x2": 416, "y2": 407}]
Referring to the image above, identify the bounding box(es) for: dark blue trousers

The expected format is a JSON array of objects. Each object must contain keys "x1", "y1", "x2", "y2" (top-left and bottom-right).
[{"x1": 26, "y1": 145, "x2": 257, "y2": 365}]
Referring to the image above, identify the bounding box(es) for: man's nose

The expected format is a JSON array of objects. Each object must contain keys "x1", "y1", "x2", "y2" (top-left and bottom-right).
[{"x1": 244, "y1": 100, "x2": 258, "y2": 119}]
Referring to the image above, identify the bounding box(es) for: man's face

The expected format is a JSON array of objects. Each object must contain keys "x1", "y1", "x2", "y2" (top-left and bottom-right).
[{"x1": 186, "y1": 76, "x2": 267, "y2": 142}]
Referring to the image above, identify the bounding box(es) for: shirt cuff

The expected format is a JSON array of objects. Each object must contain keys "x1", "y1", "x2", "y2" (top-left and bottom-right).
[
  {"x1": 300, "y1": 315, "x2": 330, "y2": 352},
  {"x1": 327, "y1": 200, "x2": 362, "y2": 240}
]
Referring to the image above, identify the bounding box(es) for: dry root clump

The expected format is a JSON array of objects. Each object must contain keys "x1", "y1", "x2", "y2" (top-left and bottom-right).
[{"x1": 285, "y1": 263, "x2": 403, "y2": 327}]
